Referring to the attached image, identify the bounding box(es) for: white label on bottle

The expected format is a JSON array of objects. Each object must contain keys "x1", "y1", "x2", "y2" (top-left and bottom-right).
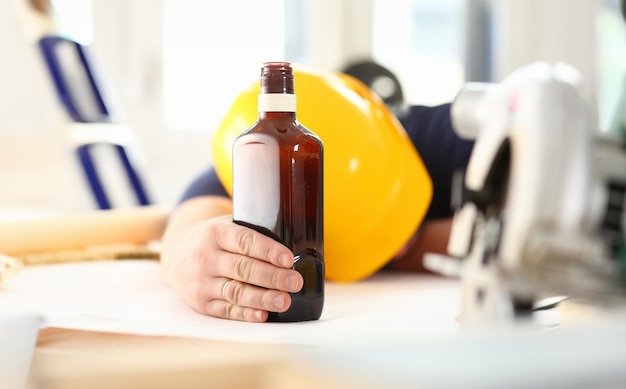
[
  {"x1": 258, "y1": 94, "x2": 296, "y2": 112},
  {"x1": 232, "y1": 133, "x2": 280, "y2": 232}
]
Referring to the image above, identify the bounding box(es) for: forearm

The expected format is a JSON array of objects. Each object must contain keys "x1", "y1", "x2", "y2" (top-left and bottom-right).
[{"x1": 386, "y1": 217, "x2": 453, "y2": 273}]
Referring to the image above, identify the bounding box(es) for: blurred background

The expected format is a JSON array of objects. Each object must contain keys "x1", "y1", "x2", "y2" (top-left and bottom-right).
[{"x1": 1, "y1": 0, "x2": 625, "y2": 218}]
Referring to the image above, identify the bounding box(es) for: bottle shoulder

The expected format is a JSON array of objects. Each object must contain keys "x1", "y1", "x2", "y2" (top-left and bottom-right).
[{"x1": 237, "y1": 118, "x2": 323, "y2": 147}]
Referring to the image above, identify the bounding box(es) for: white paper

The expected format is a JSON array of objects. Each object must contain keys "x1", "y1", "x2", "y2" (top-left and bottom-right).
[
  {"x1": 0, "y1": 260, "x2": 463, "y2": 346},
  {"x1": 0, "y1": 312, "x2": 43, "y2": 389}
]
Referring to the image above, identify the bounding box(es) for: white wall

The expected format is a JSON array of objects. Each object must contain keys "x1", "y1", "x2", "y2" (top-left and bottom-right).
[{"x1": 491, "y1": 0, "x2": 599, "y2": 90}]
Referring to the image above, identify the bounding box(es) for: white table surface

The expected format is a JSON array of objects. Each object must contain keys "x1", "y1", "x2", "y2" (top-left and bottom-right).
[{"x1": 0, "y1": 260, "x2": 463, "y2": 347}]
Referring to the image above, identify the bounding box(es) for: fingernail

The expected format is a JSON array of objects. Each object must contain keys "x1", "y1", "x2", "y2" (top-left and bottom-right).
[
  {"x1": 279, "y1": 253, "x2": 292, "y2": 267},
  {"x1": 286, "y1": 274, "x2": 300, "y2": 291},
  {"x1": 255, "y1": 310, "x2": 264, "y2": 321},
  {"x1": 273, "y1": 294, "x2": 284, "y2": 310}
]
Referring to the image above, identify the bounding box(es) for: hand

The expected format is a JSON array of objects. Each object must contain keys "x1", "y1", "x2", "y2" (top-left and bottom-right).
[{"x1": 161, "y1": 214, "x2": 304, "y2": 322}]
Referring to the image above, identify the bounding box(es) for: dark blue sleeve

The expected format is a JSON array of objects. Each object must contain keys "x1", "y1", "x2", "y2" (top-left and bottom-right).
[
  {"x1": 400, "y1": 103, "x2": 474, "y2": 220},
  {"x1": 179, "y1": 167, "x2": 229, "y2": 203}
]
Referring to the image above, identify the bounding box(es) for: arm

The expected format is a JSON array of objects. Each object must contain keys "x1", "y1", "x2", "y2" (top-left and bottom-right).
[
  {"x1": 160, "y1": 191, "x2": 303, "y2": 323},
  {"x1": 385, "y1": 218, "x2": 453, "y2": 272},
  {"x1": 389, "y1": 104, "x2": 474, "y2": 271}
]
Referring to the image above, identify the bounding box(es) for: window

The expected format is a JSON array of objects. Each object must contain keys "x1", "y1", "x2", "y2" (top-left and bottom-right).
[
  {"x1": 596, "y1": 0, "x2": 626, "y2": 132},
  {"x1": 51, "y1": 0, "x2": 93, "y2": 44},
  {"x1": 162, "y1": 0, "x2": 290, "y2": 133},
  {"x1": 372, "y1": 0, "x2": 465, "y2": 106}
]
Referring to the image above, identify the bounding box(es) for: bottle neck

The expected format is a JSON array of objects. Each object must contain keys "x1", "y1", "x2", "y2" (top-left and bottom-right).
[
  {"x1": 258, "y1": 62, "x2": 296, "y2": 119},
  {"x1": 259, "y1": 111, "x2": 296, "y2": 120},
  {"x1": 260, "y1": 62, "x2": 294, "y2": 94}
]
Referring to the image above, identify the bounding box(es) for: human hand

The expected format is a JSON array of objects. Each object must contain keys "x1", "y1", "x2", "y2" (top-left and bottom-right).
[{"x1": 161, "y1": 214, "x2": 303, "y2": 322}]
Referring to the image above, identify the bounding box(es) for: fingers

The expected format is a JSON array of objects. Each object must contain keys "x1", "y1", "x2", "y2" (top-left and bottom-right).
[
  {"x1": 199, "y1": 278, "x2": 292, "y2": 322},
  {"x1": 221, "y1": 278, "x2": 291, "y2": 313},
  {"x1": 205, "y1": 300, "x2": 267, "y2": 323},
  {"x1": 175, "y1": 216, "x2": 306, "y2": 323},
  {"x1": 215, "y1": 221, "x2": 294, "y2": 268},
  {"x1": 216, "y1": 252, "x2": 303, "y2": 292},
  {"x1": 212, "y1": 219, "x2": 303, "y2": 293}
]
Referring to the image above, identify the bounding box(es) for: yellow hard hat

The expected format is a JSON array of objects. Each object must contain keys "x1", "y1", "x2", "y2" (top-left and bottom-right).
[{"x1": 211, "y1": 64, "x2": 432, "y2": 282}]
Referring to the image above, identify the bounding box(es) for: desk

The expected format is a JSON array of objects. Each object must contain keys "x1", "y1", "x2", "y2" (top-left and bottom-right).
[
  {"x1": 4, "y1": 261, "x2": 626, "y2": 388},
  {"x1": 32, "y1": 328, "x2": 325, "y2": 389}
]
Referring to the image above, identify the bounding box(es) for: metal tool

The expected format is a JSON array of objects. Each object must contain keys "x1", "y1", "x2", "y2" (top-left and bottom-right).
[{"x1": 426, "y1": 62, "x2": 626, "y2": 325}]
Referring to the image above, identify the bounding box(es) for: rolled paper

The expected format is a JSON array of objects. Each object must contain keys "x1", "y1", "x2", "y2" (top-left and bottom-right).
[{"x1": 0, "y1": 205, "x2": 169, "y2": 256}]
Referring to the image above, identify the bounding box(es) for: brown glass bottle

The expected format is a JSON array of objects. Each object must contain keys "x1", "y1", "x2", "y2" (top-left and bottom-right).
[{"x1": 232, "y1": 62, "x2": 324, "y2": 322}]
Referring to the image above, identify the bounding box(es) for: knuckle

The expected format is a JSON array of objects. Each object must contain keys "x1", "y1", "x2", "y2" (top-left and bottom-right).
[
  {"x1": 232, "y1": 256, "x2": 253, "y2": 281},
  {"x1": 208, "y1": 301, "x2": 262, "y2": 322},
  {"x1": 223, "y1": 301, "x2": 237, "y2": 319},
  {"x1": 263, "y1": 245, "x2": 274, "y2": 263},
  {"x1": 230, "y1": 280, "x2": 246, "y2": 305},
  {"x1": 234, "y1": 229, "x2": 256, "y2": 255},
  {"x1": 214, "y1": 301, "x2": 238, "y2": 320},
  {"x1": 205, "y1": 300, "x2": 240, "y2": 321}
]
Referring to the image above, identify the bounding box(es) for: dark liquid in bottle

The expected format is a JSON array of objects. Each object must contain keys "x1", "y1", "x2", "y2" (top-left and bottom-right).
[{"x1": 233, "y1": 104, "x2": 324, "y2": 322}]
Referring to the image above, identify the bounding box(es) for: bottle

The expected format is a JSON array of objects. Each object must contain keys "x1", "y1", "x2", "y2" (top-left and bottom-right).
[{"x1": 232, "y1": 62, "x2": 324, "y2": 322}]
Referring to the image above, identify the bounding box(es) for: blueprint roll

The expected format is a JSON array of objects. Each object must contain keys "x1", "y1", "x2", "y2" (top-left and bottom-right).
[{"x1": 0, "y1": 205, "x2": 169, "y2": 256}]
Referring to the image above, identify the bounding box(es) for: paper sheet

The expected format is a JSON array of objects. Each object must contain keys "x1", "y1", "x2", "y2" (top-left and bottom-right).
[{"x1": 0, "y1": 260, "x2": 463, "y2": 347}]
